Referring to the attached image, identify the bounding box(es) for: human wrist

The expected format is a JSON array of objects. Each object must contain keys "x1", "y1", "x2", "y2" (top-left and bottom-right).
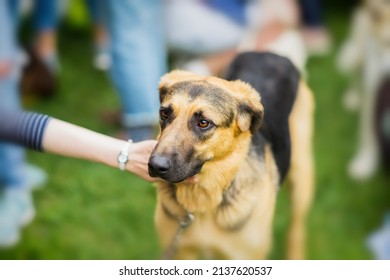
[{"x1": 117, "y1": 139, "x2": 133, "y2": 171}]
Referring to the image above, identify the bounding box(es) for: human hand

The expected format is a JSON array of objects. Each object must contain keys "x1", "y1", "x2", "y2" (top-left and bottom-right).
[
  {"x1": 126, "y1": 140, "x2": 160, "y2": 182},
  {"x1": 261, "y1": 0, "x2": 299, "y2": 27},
  {"x1": 255, "y1": 22, "x2": 285, "y2": 51}
]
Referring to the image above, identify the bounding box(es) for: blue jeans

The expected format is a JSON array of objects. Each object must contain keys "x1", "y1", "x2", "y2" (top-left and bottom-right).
[
  {"x1": 299, "y1": 0, "x2": 324, "y2": 28},
  {"x1": 7, "y1": 0, "x2": 58, "y2": 32},
  {"x1": 0, "y1": 78, "x2": 25, "y2": 190},
  {"x1": 0, "y1": 0, "x2": 26, "y2": 190},
  {"x1": 104, "y1": 0, "x2": 167, "y2": 129},
  {"x1": 86, "y1": 0, "x2": 105, "y2": 25},
  {"x1": 33, "y1": 0, "x2": 58, "y2": 32}
]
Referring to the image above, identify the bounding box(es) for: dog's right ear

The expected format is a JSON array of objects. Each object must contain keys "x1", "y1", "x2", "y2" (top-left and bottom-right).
[{"x1": 158, "y1": 70, "x2": 204, "y2": 102}]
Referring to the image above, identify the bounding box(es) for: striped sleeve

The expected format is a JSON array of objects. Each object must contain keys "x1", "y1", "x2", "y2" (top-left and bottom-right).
[{"x1": 0, "y1": 110, "x2": 51, "y2": 152}]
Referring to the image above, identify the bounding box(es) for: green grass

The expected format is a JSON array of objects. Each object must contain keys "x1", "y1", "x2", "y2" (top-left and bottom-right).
[{"x1": 1, "y1": 7, "x2": 389, "y2": 260}]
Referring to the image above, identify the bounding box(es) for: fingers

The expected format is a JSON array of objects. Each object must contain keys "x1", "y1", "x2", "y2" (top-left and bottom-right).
[{"x1": 126, "y1": 140, "x2": 160, "y2": 183}]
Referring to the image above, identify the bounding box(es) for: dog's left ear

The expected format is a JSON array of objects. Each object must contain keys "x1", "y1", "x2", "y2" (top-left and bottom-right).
[
  {"x1": 237, "y1": 102, "x2": 264, "y2": 134},
  {"x1": 233, "y1": 80, "x2": 264, "y2": 134}
]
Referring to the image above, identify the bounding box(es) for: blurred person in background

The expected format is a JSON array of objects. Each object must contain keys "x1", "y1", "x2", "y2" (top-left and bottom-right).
[
  {"x1": 0, "y1": 0, "x2": 103, "y2": 248},
  {"x1": 30, "y1": 0, "x2": 60, "y2": 73},
  {"x1": 21, "y1": 0, "x2": 164, "y2": 142},
  {"x1": 0, "y1": 109, "x2": 159, "y2": 248},
  {"x1": 19, "y1": 0, "x2": 110, "y2": 103},
  {"x1": 85, "y1": 0, "x2": 111, "y2": 71},
  {"x1": 240, "y1": 0, "x2": 307, "y2": 73},
  {"x1": 298, "y1": 0, "x2": 331, "y2": 56},
  {"x1": 165, "y1": 0, "x2": 306, "y2": 77},
  {"x1": 18, "y1": 0, "x2": 60, "y2": 102},
  {"x1": 103, "y1": 0, "x2": 167, "y2": 142},
  {"x1": 0, "y1": 0, "x2": 47, "y2": 248},
  {"x1": 1, "y1": 0, "x2": 165, "y2": 246},
  {"x1": 27, "y1": 0, "x2": 109, "y2": 72},
  {"x1": 165, "y1": 0, "x2": 248, "y2": 75}
]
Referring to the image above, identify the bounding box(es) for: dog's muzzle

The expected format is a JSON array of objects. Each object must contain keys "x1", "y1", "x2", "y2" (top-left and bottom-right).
[
  {"x1": 148, "y1": 153, "x2": 204, "y2": 183},
  {"x1": 148, "y1": 154, "x2": 171, "y2": 178}
]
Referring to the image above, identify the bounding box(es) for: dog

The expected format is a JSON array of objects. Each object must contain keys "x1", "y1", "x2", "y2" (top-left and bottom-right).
[
  {"x1": 337, "y1": 0, "x2": 390, "y2": 180},
  {"x1": 148, "y1": 52, "x2": 315, "y2": 260}
]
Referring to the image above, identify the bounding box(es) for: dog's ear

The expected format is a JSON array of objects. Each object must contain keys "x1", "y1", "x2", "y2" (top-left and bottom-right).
[
  {"x1": 237, "y1": 102, "x2": 264, "y2": 133},
  {"x1": 158, "y1": 70, "x2": 204, "y2": 102},
  {"x1": 232, "y1": 80, "x2": 264, "y2": 134}
]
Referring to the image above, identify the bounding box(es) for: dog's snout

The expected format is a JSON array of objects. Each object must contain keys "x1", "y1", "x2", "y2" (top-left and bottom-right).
[{"x1": 148, "y1": 155, "x2": 171, "y2": 177}]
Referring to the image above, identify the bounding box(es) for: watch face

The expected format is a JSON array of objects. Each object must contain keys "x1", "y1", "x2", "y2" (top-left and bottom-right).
[{"x1": 118, "y1": 154, "x2": 127, "y2": 163}]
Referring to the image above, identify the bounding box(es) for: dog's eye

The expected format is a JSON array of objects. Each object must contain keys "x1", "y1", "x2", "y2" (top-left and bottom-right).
[
  {"x1": 160, "y1": 108, "x2": 170, "y2": 120},
  {"x1": 198, "y1": 119, "x2": 211, "y2": 129}
]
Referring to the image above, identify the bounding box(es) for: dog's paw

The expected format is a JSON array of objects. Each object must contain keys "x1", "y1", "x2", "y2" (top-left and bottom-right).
[
  {"x1": 348, "y1": 149, "x2": 379, "y2": 180},
  {"x1": 343, "y1": 88, "x2": 360, "y2": 112}
]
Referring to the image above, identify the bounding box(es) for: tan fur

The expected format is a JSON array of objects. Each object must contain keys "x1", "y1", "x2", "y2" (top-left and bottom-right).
[
  {"x1": 154, "y1": 71, "x2": 314, "y2": 260},
  {"x1": 286, "y1": 81, "x2": 315, "y2": 260}
]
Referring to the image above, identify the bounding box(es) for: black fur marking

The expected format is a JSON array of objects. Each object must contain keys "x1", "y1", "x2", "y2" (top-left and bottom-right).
[
  {"x1": 189, "y1": 111, "x2": 215, "y2": 141},
  {"x1": 159, "y1": 86, "x2": 170, "y2": 103},
  {"x1": 216, "y1": 209, "x2": 253, "y2": 232},
  {"x1": 217, "y1": 180, "x2": 253, "y2": 231},
  {"x1": 225, "y1": 52, "x2": 300, "y2": 184},
  {"x1": 250, "y1": 133, "x2": 267, "y2": 161},
  {"x1": 162, "y1": 203, "x2": 178, "y2": 221},
  {"x1": 160, "y1": 183, "x2": 187, "y2": 222},
  {"x1": 172, "y1": 81, "x2": 235, "y2": 128},
  {"x1": 221, "y1": 111, "x2": 235, "y2": 128},
  {"x1": 168, "y1": 183, "x2": 177, "y2": 198},
  {"x1": 160, "y1": 106, "x2": 175, "y2": 130},
  {"x1": 160, "y1": 184, "x2": 178, "y2": 219},
  {"x1": 185, "y1": 147, "x2": 196, "y2": 163},
  {"x1": 220, "y1": 180, "x2": 238, "y2": 208},
  {"x1": 188, "y1": 83, "x2": 206, "y2": 99},
  {"x1": 238, "y1": 103, "x2": 264, "y2": 134}
]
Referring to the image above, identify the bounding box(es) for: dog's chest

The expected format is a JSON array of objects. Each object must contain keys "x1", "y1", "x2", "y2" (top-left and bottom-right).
[
  {"x1": 183, "y1": 214, "x2": 247, "y2": 257},
  {"x1": 176, "y1": 197, "x2": 275, "y2": 259},
  {"x1": 156, "y1": 150, "x2": 279, "y2": 259}
]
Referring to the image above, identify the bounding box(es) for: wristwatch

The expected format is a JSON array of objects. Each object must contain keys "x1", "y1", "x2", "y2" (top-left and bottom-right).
[{"x1": 118, "y1": 139, "x2": 133, "y2": 171}]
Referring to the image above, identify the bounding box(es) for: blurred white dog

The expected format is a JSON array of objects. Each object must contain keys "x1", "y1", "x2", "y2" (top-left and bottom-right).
[{"x1": 338, "y1": 0, "x2": 390, "y2": 180}]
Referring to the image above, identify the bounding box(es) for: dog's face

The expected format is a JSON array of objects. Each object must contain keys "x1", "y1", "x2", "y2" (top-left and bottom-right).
[
  {"x1": 366, "y1": 0, "x2": 390, "y2": 46},
  {"x1": 148, "y1": 70, "x2": 263, "y2": 183}
]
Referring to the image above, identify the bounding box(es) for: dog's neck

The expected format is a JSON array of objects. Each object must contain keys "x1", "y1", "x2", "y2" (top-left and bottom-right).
[{"x1": 173, "y1": 133, "x2": 252, "y2": 214}]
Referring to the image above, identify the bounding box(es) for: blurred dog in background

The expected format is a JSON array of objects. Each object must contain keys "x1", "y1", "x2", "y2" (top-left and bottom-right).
[{"x1": 338, "y1": 0, "x2": 390, "y2": 180}]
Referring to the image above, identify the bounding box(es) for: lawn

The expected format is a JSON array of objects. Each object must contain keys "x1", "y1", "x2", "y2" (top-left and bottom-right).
[{"x1": 1, "y1": 1, "x2": 389, "y2": 260}]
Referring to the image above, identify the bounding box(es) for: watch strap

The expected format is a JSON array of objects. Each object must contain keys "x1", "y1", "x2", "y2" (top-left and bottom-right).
[{"x1": 118, "y1": 139, "x2": 133, "y2": 171}]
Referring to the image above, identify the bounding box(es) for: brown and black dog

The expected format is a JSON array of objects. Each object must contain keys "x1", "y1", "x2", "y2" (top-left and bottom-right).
[{"x1": 148, "y1": 52, "x2": 315, "y2": 260}]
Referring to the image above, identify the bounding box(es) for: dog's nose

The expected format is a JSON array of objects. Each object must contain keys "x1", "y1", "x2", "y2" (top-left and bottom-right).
[{"x1": 148, "y1": 155, "x2": 171, "y2": 177}]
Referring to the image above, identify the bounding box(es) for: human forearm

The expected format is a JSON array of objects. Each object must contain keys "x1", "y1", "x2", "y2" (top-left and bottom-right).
[
  {"x1": 43, "y1": 118, "x2": 123, "y2": 167},
  {"x1": 42, "y1": 119, "x2": 158, "y2": 182},
  {"x1": 0, "y1": 110, "x2": 158, "y2": 182}
]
